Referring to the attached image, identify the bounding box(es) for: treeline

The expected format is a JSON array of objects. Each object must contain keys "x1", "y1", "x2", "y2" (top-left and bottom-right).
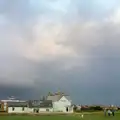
[
  {"x1": 74, "y1": 105, "x2": 119, "y2": 112},
  {"x1": 74, "y1": 106, "x2": 103, "y2": 112}
]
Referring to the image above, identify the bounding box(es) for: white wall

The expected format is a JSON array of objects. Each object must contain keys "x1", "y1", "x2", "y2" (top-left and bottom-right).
[
  {"x1": 39, "y1": 108, "x2": 53, "y2": 112},
  {"x1": 53, "y1": 96, "x2": 73, "y2": 113},
  {"x1": 8, "y1": 107, "x2": 28, "y2": 113},
  {"x1": 8, "y1": 107, "x2": 54, "y2": 113},
  {"x1": 27, "y1": 108, "x2": 34, "y2": 113}
]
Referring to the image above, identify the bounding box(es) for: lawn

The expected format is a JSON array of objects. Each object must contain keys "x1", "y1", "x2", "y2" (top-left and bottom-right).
[{"x1": 0, "y1": 113, "x2": 119, "y2": 120}]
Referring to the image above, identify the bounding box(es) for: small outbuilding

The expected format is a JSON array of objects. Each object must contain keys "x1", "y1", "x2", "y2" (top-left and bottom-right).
[{"x1": 7, "y1": 102, "x2": 28, "y2": 113}]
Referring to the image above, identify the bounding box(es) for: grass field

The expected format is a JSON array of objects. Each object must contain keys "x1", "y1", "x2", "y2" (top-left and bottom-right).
[{"x1": 0, "y1": 113, "x2": 120, "y2": 120}]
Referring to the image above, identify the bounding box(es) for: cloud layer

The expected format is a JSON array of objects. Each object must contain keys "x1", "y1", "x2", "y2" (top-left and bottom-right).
[{"x1": 0, "y1": 0, "x2": 120, "y2": 104}]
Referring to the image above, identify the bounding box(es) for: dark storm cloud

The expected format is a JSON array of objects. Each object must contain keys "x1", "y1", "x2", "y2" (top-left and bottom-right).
[{"x1": 0, "y1": 84, "x2": 34, "y2": 99}]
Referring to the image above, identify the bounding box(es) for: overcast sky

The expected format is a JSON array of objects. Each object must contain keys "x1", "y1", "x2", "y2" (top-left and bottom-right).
[{"x1": 0, "y1": 0, "x2": 120, "y2": 104}]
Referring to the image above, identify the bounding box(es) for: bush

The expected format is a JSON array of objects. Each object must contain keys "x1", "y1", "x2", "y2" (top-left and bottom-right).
[
  {"x1": 90, "y1": 106, "x2": 103, "y2": 111},
  {"x1": 74, "y1": 106, "x2": 103, "y2": 112}
]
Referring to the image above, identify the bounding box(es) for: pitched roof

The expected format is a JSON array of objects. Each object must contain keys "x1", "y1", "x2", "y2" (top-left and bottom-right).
[
  {"x1": 47, "y1": 94, "x2": 70, "y2": 102},
  {"x1": 47, "y1": 95, "x2": 62, "y2": 102},
  {"x1": 28, "y1": 100, "x2": 52, "y2": 108},
  {"x1": 7, "y1": 102, "x2": 28, "y2": 107}
]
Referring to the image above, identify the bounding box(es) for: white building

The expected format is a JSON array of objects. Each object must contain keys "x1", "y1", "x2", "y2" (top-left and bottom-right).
[
  {"x1": 39, "y1": 100, "x2": 53, "y2": 112},
  {"x1": 47, "y1": 93, "x2": 73, "y2": 113},
  {"x1": 2, "y1": 93, "x2": 73, "y2": 113},
  {"x1": 7, "y1": 101, "x2": 28, "y2": 113}
]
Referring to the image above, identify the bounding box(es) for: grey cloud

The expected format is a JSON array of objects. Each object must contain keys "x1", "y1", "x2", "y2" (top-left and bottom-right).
[
  {"x1": 69, "y1": 0, "x2": 120, "y2": 21},
  {"x1": 0, "y1": 0, "x2": 31, "y2": 21},
  {"x1": 0, "y1": 0, "x2": 120, "y2": 104}
]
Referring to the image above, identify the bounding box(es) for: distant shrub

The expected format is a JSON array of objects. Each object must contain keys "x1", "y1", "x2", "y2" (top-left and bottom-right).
[
  {"x1": 74, "y1": 105, "x2": 103, "y2": 112},
  {"x1": 117, "y1": 107, "x2": 120, "y2": 110},
  {"x1": 90, "y1": 106, "x2": 103, "y2": 111}
]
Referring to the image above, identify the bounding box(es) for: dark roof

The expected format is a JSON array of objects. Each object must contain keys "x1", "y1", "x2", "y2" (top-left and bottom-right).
[
  {"x1": 7, "y1": 102, "x2": 28, "y2": 107},
  {"x1": 40, "y1": 100, "x2": 52, "y2": 108},
  {"x1": 28, "y1": 100, "x2": 52, "y2": 108},
  {"x1": 28, "y1": 100, "x2": 41, "y2": 108}
]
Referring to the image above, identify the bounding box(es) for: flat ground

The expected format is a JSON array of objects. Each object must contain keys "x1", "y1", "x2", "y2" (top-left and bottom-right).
[{"x1": 0, "y1": 113, "x2": 120, "y2": 120}]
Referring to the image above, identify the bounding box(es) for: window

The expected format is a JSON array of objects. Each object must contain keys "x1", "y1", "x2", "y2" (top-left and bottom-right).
[
  {"x1": 22, "y1": 107, "x2": 24, "y2": 111},
  {"x1": 12, "y1": 107, "x2": 15, "y2": 111},
  {"x1": 46, "y1": 109, "x2": 49, "y2": 112}
]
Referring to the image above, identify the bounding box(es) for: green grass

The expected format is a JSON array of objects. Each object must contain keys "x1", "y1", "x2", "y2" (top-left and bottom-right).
[{"x1": 0, "y1": 113, "x2": 119, "y2": 120}]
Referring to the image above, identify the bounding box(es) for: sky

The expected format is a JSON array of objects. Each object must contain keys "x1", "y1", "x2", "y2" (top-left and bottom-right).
[{"x1": 0, "y1": 0, "x2": 120, "y2": 104}]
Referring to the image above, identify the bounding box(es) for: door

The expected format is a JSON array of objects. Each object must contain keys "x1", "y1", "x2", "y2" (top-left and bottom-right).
[{"x1": 66, "y1": 107, "x2": 69, "y2": 112}]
